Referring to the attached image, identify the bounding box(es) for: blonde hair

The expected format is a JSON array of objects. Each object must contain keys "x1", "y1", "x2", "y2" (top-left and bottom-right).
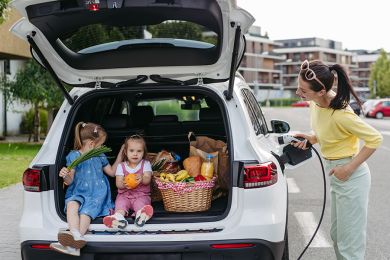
[
  {"x1": 74, "y1": 122, "x2": 107, "y2": 150},
  {"x1": 122, "y1": 135, "x2": 148, "y2": 162}
]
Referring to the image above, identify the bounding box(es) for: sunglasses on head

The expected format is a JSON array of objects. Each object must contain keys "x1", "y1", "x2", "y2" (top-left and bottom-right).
[{"x1": 300, "y1": 60, "x2": 326, "y2": 90}]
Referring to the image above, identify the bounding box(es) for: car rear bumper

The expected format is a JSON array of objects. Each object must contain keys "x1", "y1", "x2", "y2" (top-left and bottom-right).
[{"x1": 21, "y1": 239, "x2": 285, "y2": 260}]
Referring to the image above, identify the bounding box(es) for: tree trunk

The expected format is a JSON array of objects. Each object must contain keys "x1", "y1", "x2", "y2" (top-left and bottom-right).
[
  {"x1": 47, "y1": 107, "x2": 59, "y2": 132},
  {"x1": 33, "y1": 103, "x2": 40, "y2": 142}
]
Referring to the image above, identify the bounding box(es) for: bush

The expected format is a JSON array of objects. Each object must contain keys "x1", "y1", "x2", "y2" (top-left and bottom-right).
[
  {"x1": 20, "y1": 109, "x2": 48, "y2": 135},
  {"x1": 260, "y1": 98, "x2": 300, "y2": 107}
]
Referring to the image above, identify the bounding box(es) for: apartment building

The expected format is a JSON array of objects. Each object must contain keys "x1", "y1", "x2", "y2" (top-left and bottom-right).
[
  {"x1": 273, "y1": 37, "x2": 355, "y2": 97},
  {"x1": 0, "y1": 9, "x2": 31, "y2": 137},
  {"x1": 238, "y1": 26, "x2": 285, "y2": 101},
  {"x1": 350, "y1": 49, "x2": 383, "y2": 99}
]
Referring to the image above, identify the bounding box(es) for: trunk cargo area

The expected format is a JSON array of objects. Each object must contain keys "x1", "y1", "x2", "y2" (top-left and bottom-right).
[{"x1": 55, "y1": 87, "x2": 232, "y2": 224}]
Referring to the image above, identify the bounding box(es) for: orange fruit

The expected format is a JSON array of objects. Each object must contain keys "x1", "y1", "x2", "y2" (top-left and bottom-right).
[{"x1": 124, "y1": 174, "x2": 138, "y2": 189}]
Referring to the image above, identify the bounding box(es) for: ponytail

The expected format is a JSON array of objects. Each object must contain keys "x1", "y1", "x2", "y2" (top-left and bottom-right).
[
  {"x1": 73, "y1": 122, "x2": 107, "y2": 150},
  {"x1": 74, "y1": 122, "x2": 84, "y2": 150},
  {"x1": 329, "y1": 64, "x2": 362, "y2": 110}
]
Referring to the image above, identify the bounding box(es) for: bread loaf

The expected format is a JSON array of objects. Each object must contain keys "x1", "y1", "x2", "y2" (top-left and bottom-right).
[{"x1": 183, "y1": 156, "x2": 202, "y2": 177}]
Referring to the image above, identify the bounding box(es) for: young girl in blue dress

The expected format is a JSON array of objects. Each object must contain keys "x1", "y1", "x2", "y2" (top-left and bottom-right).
[{"x1": 50, "y1": 122, "x2": 123, "y2": 256}]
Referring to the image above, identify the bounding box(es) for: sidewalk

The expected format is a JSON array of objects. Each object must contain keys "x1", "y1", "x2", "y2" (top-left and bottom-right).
[
  {"x1": 0, "y1": 135, "x2": 43, "y2": 144},
  {"x1": 0, "y1": 183, "x2": 22, "y2": 260}
]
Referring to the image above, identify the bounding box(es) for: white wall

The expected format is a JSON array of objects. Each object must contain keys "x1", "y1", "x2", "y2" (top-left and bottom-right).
[{"x1": 0, "y1": 59, "x2": 30, "y2": 136}]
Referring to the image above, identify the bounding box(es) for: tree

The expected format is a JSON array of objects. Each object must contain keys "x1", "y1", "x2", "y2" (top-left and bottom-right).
[
  {"x1": 4, "y1": 60, "x2": 63, "y2": 141},
  {"x1": 0, "y1": 0, "x2": 9, "y2": 24},
  {"x1": 148, "y1": 21, "x2": 203, "y2": 40},
  {"x1": 369, "y1": 49, "x2": 390, "y2": 98}
]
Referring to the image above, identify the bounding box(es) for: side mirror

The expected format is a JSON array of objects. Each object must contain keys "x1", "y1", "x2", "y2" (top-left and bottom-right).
[{"x1": 270, "y1": 120, "x2": 290, "y2": 133}]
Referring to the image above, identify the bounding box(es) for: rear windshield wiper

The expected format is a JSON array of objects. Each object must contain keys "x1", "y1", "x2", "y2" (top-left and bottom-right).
[{"x1": 115, "y1": 75, "x2": 148, "y2": 87}]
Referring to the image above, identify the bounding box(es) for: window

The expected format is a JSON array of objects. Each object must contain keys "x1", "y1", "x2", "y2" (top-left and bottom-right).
[
  {"x1": 241, "y1": 89, "x2": 268, "y2": 135},
  {"x1": 139, "y1": 99, "x2": 204, "y2": 121}
]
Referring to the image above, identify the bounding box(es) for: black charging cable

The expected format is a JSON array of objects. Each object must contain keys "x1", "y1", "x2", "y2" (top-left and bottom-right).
[{"x1": 296, "y1": 146, "x2": 326, "y2": 260}]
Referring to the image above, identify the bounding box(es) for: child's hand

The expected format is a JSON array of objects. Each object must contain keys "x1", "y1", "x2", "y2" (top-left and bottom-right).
[
  {"x1": 59, "y1": 167, "x2": 70, "y2": 178},
  {"x1": 136, "y1": 174, "x2": 143, "y2": 186},
  {"x1": 123, "y1": 174, "x2": 143, "y2": 189},
  {"x1": 118, "y1": 144, "x2": 125, "y2": 161}
]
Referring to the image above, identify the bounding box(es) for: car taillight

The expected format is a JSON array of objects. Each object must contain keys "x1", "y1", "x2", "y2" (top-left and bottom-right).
[
  {"x1": 31, "y1": 244, "x2": 51, "y2": 249},
  {"x1": 22, "y1": 168, "x2": 41, "y2": 192},
  {"x1": 211, "y1": 243, "x2": 255, "y2": 249},
  {"x1": 244, "y1": 162, "x2": 278, "y2": 188},
  {"x1": 86, "y1": 0, "x2": 100, "y2": 11}
]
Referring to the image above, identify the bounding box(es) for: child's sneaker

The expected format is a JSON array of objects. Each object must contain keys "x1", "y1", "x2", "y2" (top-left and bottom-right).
[
  {"x1": 135, "y1": 205, "x2": 154, "y2": 227},
  {"x1": 103, "y1": 213, "x2": 128, "y2": 229},
  {"x1": 58, "y1": 230, "x2": 86, "y2": 249},
  {"x1": 50, "y1": 242, "x2": 80, "y2": 256}
]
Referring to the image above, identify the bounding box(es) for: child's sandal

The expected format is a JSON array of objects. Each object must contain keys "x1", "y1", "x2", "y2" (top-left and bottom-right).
[
  {"x1": 58, "y1": 230, "x2": 86, "y2": 249},
  {"x1": 135, "y1": 205, "x2": 154, "y2": 227},
  {"x1": 103, "y1": 215, "x2": 128, "y2": 229}
]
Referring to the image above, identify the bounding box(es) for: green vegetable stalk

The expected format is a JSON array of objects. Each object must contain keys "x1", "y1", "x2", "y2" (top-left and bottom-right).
[{"x1": 67, "y1": 145, "x2": 112, "y2": 170}]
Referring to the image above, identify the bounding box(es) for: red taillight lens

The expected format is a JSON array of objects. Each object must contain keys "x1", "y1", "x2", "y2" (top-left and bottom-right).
[
  {"x1": 86, "y1": 0, "x2": 100, "y2": 11},
  {"x1": 244, "y1": 162, "x2": 278, "y2": 188},
  {"x1": 88, "y1": 3, "x2": 99, "y2": 11},
  {"x1": 22, "y1": 168, "x2": 41, "y2": 192},
  {"x1": 211, "y1": 243, "x2": 255, "y2": 249},
  {"x1": 31, "y1": 244, "x2": 51, "y2": 249}
]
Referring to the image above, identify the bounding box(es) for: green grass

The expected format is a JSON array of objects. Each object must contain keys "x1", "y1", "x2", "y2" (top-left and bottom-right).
[{"x1": 0, "y1": 143, "x2": 42, "y2": 188}]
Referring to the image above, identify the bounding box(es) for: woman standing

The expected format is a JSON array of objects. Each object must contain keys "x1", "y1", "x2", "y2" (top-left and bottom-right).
[{"x1": 293, "y1": 60, "x2": 383, "y2": 260}]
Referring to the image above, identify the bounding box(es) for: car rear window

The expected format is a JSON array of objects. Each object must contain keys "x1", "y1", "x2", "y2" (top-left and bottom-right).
[{"x1": 60, "y1": 21, "x2": 218, "y2": 54}]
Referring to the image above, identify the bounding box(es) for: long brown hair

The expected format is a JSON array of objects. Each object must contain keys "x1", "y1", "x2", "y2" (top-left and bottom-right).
[
  {"x1": 122, "y1": 135, "x2": 148, "y2": 162},
  {"x1": 299, "y1": 60, "x2": 362, "y2": 110},
  {"x1": 74, "y1": 122, "x2": 107, "y2": 150}
]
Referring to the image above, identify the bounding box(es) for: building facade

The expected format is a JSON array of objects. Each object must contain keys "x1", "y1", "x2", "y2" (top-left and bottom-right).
[
  {"x1": 238, "y1": 26, "x2": 285, "y2": 101},
  {"x1": 273, "y1": 38, "x2": 355, "y2": 96},
  {"x1": 0, "y1": 9, "x2": 31, "y2": 137},
  {"x1": 350, "y1": 49, "x2": 383, "y2": 99}
]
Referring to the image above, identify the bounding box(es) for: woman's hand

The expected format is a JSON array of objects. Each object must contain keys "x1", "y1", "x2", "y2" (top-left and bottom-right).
[
  {"x1": 292, "y1": 133, "x2": 317, "y2": 150},
  {"x1": 329, "y1": 164, "x2": 353, "y2": 181}
]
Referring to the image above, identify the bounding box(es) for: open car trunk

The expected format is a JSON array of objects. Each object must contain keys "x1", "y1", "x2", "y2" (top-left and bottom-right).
[{"x1": 55, "y1": 86, "x2": 232, "y2": 224}]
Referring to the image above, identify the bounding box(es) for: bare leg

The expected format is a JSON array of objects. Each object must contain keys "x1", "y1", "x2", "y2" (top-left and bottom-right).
[
  {"x1": 66, "y1": 201, "x2": 80, "y2": 232},
  {"x1": 116, "y1": 209, "x2": 126, "y2": 217},
  {"x1": 79, "y1": 214, "x2": 91, "y2": 236}
]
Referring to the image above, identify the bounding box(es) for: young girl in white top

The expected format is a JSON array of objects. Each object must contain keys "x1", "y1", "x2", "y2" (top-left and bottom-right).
[{"x1": 103, "y1": 135, "x2": 154, "y2": 229}]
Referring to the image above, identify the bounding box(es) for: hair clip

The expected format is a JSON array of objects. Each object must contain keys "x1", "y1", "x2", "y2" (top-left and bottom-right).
[
  {"x1": 93, "y1": 126, "x2": 98, "y2": 133},
  {"x1": 82, "y1": 123, "x2": 86, "y2": 127}
]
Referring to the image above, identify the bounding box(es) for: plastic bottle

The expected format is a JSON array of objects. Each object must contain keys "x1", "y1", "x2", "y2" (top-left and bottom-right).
[{"x1": 201, "y1": 154, "x2": 214, "y2": 180}]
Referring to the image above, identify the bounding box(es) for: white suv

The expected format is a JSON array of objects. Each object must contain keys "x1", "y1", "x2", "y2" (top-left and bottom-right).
[{"x1": 12, "y1": 0, "x2": 310, "y2": 259}]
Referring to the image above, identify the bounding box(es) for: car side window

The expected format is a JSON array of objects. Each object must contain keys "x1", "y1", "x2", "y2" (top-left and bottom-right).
[{"x1": 241, "y1": 89, "x2": 268, "y2": 135}]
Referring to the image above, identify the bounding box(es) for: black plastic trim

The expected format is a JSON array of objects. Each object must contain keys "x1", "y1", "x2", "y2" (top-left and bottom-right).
[
  {"x1": 21, "y1": 239, "x2": 285, "y2": 260},
  {"x1": 224, "y1": 25, "x2": 241, "y2": 101}
]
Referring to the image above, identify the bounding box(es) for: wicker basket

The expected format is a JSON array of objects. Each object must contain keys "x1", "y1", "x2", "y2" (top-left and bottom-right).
[
  {"x1": 151, "y1": 172, "x2": 163, "y2": 202},
  {"x1": 155, "y1": 177, "x2": 216, "y2": 212}
]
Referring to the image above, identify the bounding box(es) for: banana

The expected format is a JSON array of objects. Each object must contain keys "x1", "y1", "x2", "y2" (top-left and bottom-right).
[
  {"x1": 175, "y1": 170, "x2": 189, "y2": 181},
  {"x1": 166, "y1": 173, "x2": 176, "y2": 182}
]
